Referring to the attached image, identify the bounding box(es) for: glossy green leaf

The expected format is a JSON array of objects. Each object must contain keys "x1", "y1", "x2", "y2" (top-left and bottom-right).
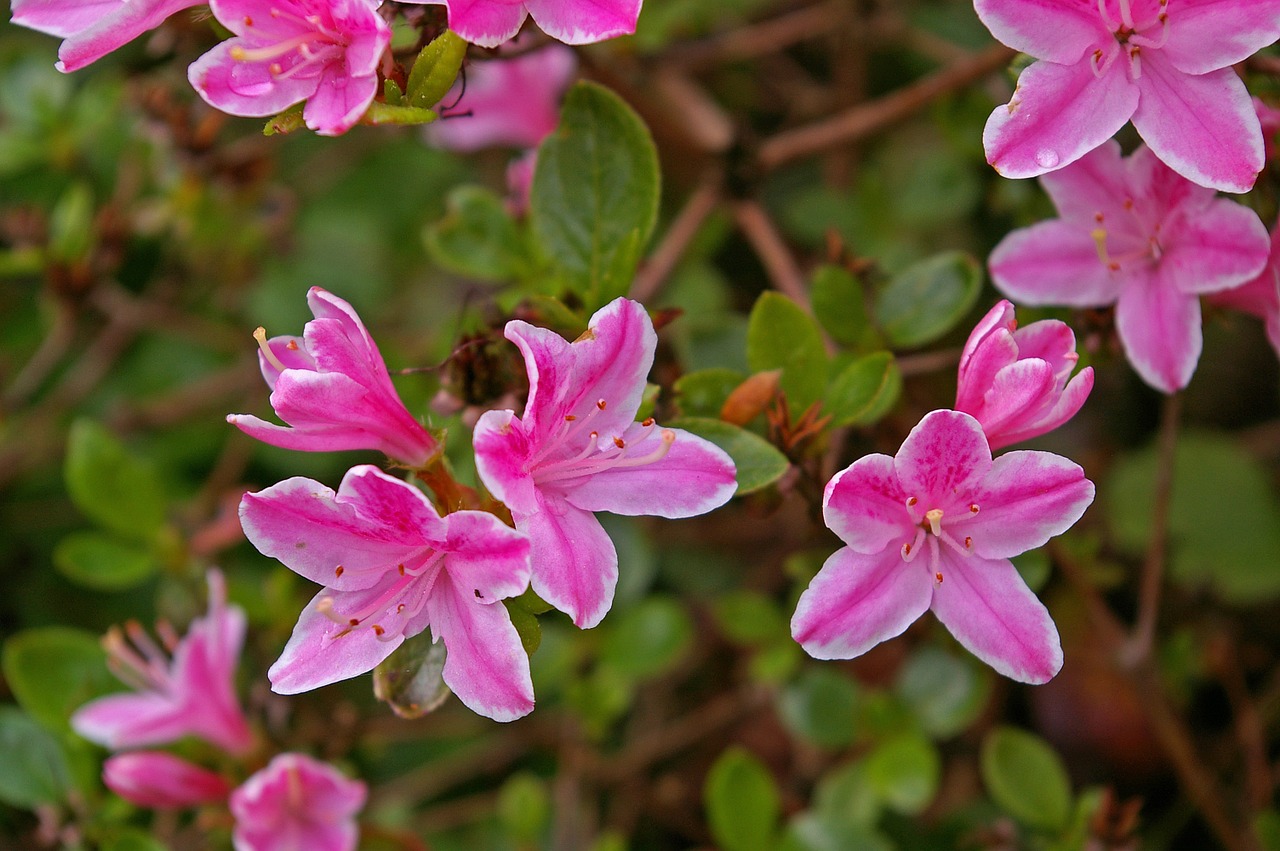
[
  {"x1": 674, "y1": 368, "x2": 745, "y2": 418},
  {"x1": 810, "y1": 265, "x2": 867, "y2": 347},
  {"x1": 874, "y1": 251, "x2": 982, "y2": 349},
  {"x1": 746, "y1": 291, "x2": 828, "y2": 410},
  {"x1": 713, "y1": 590, "x2": 787, "y2": 646},
  {"x1": 779, "y1": 814, "x2": 892, "y2": 851},
  {"x1": 407, "y1": 30, "x2": 467, "y2": 109},
  {"x1": 705, "y1": 747, "x2": 781, "y2": 851},
  {"x1": 425, "y1": 186, "x2": 529, "y2": 282},
  {"x1": 53, "y1": 531, "x2": 157, "y2": 591},
  {"x1": 862, "y1": 732, "x2": 940, "y2": 814},
  {"x1": 372, "y1": 630, "x2": 451, "y2": 719},
  {"x1": 667, "y1": 417, "x2": 788, "y2": 495},
  {"x1": 498, "y1": 772, "x2": 551, "y2": 844},
  {"x1": 981, "y1": 726, "x2": 1073, "y2": 833},
  {"x1": 825, "y1": 351, "x2": 901, "y2": 426},
  {"x1": 2, "y1": 627, "x2": 116, "y2": 734},
  {"x1": 600, "y1": 597, "x2": 693, "y2": 679},
  {"x1": 505, "y1": 600, "x2": 543, "y2": 655},
  {"x1": 778, "y1": 667, "x2": 858, "y2": 749},
  {"x1": 0, "y1": 707, "x2": 72, "y2": 808},
  {"x1": 64, "y1": 419, "x2": 167, "y2": 542},
  {"x1": 895, "y1": 647, "x2": 990, "y2": 738}
]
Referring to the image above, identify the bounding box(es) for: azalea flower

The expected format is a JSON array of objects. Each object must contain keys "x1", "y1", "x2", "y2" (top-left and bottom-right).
[
  {"x1": 188, "y1": 0, "x2": 390, "y2": 136},
  {"x1": 975, "y1": 0, "x2": 1280, "y2": 192},
  {"x1": 230, "y1": 753, "x2": 366, "y2": 851},
  {"x1": 103, "y1": 752, "x2": 232, "y2": 809},
  {"x1": 989, "y1": 141, "x2": 1270, "y2": 393},
  {"x1": 791, "y1": 410, "x2": 1094, "y2": 684},
  {"x1": 228, "y1": 288, "x2": 438, "y2": 466},
  {"x1": 473, "y1": 298, "x2": 737, "y2": 629},
  {"x1": 71, "y1": 570, "x2": 255, "y2": 754},
  {"x1": 239, "y1": 465, "x2": 535, "y2": 722},
  {"x1": 9, "y1": 0, "x2": 202, "y2": 72},
  {"x1": 400, "y1": 0, "x2": 641, "y2": 48},
  {"x1": 1208, "y1": 223, "x2": 1280, "y2": 359},
  {"x1": 956, "y1": 300, "x2": 1094, "y2": 450}
]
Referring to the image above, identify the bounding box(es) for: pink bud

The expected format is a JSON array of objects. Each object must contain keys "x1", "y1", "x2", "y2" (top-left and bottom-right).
[{"x1": 104, "y1": 752, "x2": 231, "y2": 809}]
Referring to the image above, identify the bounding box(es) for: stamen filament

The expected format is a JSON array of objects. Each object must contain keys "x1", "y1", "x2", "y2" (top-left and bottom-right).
[{"x1": 254, "y1": 327, "x2": 290, "y2": 372}]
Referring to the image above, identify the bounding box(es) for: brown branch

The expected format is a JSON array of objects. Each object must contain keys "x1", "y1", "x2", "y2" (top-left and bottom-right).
[
  {"x1": 630, "y1": 174, "x2": 723, "y2": 303},
  {"x1": 665, "y1": 2, "x2": 845, "y2": 72},
  {"x1": 732, "y1": 200, "x2": 809, "y2": 307}
]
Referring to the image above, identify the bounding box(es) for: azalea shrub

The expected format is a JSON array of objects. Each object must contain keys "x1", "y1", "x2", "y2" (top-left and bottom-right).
[{"x1": 4, "y1": 0, "x2": 1280, "y2": 850}]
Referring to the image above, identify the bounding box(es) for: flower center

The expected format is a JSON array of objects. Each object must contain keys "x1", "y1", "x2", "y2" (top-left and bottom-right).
[
  {"x1": 231, "y1": 8, "x2": 347, "y2": 80},
  {"x1": 103, "y1": 619, "x2": 181, "y2": 696},
  {"x1": 1090, "y1": 0, "x2": 1169, "y2": 80},
  {"x1": 528, "y1": 399, "x2": 676, "y2": 486},
  {"x1": 318, "y1": 551, "x2": 445, "y2": 641},
  {"x1": 899, "y1": 497, "x2": 980, "y2": 584},
  {"x1": 1089, "y1": 200, "x2": 1163, "y2": 273}
]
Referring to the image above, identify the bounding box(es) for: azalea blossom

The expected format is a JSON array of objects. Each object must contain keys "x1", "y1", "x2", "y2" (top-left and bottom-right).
[
  {"x1": 975, "y1": 0, "x2": 1280, "y2": 192},
  {"x1": 188, "y1": 0, "x2": 390, "y2": 136},
  {"x1": 400, "y1": 0, "x2": 641, "y2": 48},
  {"x1": 473, "y1": 298, "x2": 737, "y2": 629},
  {"x1": 103, "y1": 752, "x2": 232, "y2": 809},
  {"x1": 956, "y1": 300, "x2": 1094, "y2": 450},
  {"x1": 239, "y1": 465, "x2": 535, "y2": 722},
  {"x1": 989, "y1": 141, "x2": 1270, "y2": 393},
  {"x1": 9, "y1": 0, "x2": 202, "y2": 72},
  {"x1": 1208, "y1": 223, "x2": 1280, "y2": 360},
  {"x1": 791, "y1": 410, "x2": 1094, "y2": 684},
  {"x1": 228, "y1": 287, "x2": 438, "y2": 466},
  {"x1": 230, "y1": 753, "x2": 366, "y2": 851},
  {"x1": 71, "y1": 570, "x2": 254, "y2": 754}
]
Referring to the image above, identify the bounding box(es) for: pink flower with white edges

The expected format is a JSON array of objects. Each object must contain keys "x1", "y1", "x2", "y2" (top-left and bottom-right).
[
  {"x1": 228, "y1": 288, "x2": 438, "y2": 466},
  {"x1": 791, "y1": 410, "x2": 1094, "y2": 684},
  {"x1": 9, "y1": 0, "x2": 202, "y2": 72},
  {"x1": 400, "y1": 0, "x2": 640, "y2": 48},
  {"x1": 975, "y1": 0, "x2": 1280, "y2": 192},
  {"x1": 71, "y1": 570, "x2": 254, "y2": 755},
  {"x1": 472, "y1": 298, "x2": 737, "y2": 629},
  {"x1": 103, "y1": 752, "x2": 232, "y2": 809},
  {"x1": 1208, "y1": 223, "x2": 1280, "y2": 360},
  {"x1": 240, "y1": 465, "x2": 535, "y2": 722},
  {"x1": 188, "y1": 0, "x2": 390, "y2": 136},
  {"x1": 989, "y1": 141, "x2": 1270, "y2": 393},
  {"x1": 956, "y1": 300, "x2": 1094, "y2": 450},
  {"x1": 230, "y1": 753, "x2": 366, "y2": 851}
]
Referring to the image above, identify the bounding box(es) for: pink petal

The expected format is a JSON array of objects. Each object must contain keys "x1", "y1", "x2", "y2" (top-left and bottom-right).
[
  {"x1": 188, "y1": 41, "x2": 319, "y2": 118},
  {"x1": 55, "y1": 0, "x2": 201, "y2": 71},
  {"x1": 425, "y1": 572, "x2": 535, "y2": 722},
  {"x1": 231, "y1": 754, "x2": 365, "y2": 851},
  {"x1": 957, "y1": 450, "x2": 1094, "y2": 559},
  {"x1": 1009, "y1": 319, "x2": 1080, "y2": 380},
  {"x1": 1038, "y1": 139, "x2": 1131, "y2": 225},
  {"x1": 983, "y1": 56, "x2": 1139, "y2": 180},
  {"x1": 791, "y1": 546, "x2": 933, "y2": 660},
  {"x1": 303, "y1": 69, "x2": 378, "y2": 136},
  {"x1": 821, "y1": 453, "x2": 911, "y2": 555},
  {"x1": 519, "y1": 494, "x2": 617, "y2": 629},
  {"x1": 1131, "y1": 56, "x2": 1263, "y2": 193},
  {"x1": 445, "y1": 0, "x2": 529, "y2": 48},
  {"x1": 71, "y1": 692, "x2": 196, "y2": 750},
  {"x1": 991, "y1": 366, "x2": 1094, "y2": 450},
  {"x1": 972, "y1": 0, "x2": 1108, "y2": 65},
  {"x1": 440, "y1": 510, "x2": 532, "y2": 602},
  {"x1": 561, "y1": 424, "x2": 737, "y2": 518},
  {"x1": 104, "y1": 753, "x2": 231, "y2": 809},
  {"x1": 9, "y1": 0, "x2": 119, "y2": 39},
  {"x1": 989, "y1": 219, "x2": 1125, "y2": 306},
  {"x1": 1161, "y1": 0, "x2": 1280, "y2": 75},
  {"x1": 268, "y1": 588, "x2": 405, "y2": 694},
  {"x1": 930, "y1": 554, "x2": 1063, "y2": 684},
  {"x1": 894, "y1": 411, "x2": 992, "y2": 504},
  {"x1": 974, "y1": 358, "x2": 1058, "y2": 437},
  {"x1": 1114, "y1": 266, "x2": 1203, "y2": 392},
  {"x1": 472, "y1": 409, "x2": 540, "y2": 516},
  {"x1": 1159, "y1": 198, "x2": 1270, "y2": 295},
  {"x1": 258, "y1": 335, "x2": 315, "y2": 388},
  {"x1": 524, "y1": 0, "x2": 641, "y2": 44},
  {"x1": 957, "y1": 300, "x2": 1018, "y2": 411},
  {"x1": 170, "y1": 605, "x2": 255, "y2": 753}
]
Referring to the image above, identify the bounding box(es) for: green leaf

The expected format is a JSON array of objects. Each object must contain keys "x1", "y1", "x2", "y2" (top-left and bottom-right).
[
  {"x1": 263, "y1": 102, "x2": 306, "y2": 136},
  {"x1": 53, "y1": 531, "x2": 157, "y2": 591},
  {"x1": 779, "y1": 814, "x2": 892, "y2": 851},
  {"x1": 705, "y1": 747, "x2": 781, "y2": 851},
  {"x1": 862, "y1": 732, "x2": 940, "y2": 814},
  {"x1": 674, "y1": 368, "x2": 746, "y2": 418},
  {"x1": 425, "y1": 186, "x2": 529, "y2": 282},
  {"x1": 825, "y1": 352, "x2": 901, "y2": 426},
  {"x1": 2, "y1": 628, "x2": 116, "y2": 734},
  {"x1": 810, "y1": 265, "x2": 867, "y2": 347},
  {"x1": 746, "y1": 292, "x2": 829, "y2": 410},
  {"x1": 498, "y1": 772, "x2": 551, "y2": 844},
  {"x1": 713, "y1": 591, "x2": 788, "y2": 647},
  {"x1": 778, "y1": 667, "x2": 859, "y2": 749},
  {"x1": 0, "y1": 707, "x2": 72, "y2": 808},
  {"x1": 600, "y1": 597, "x2": 693, "y2": 679},
  {"x1": 1105, "y1": 433, "x2": 1280, "y2": 602},
  {"x1": 361, "y1": 102, "x2": 439, "y2": 127},
  {"x1": 895, "y1": 648, "x2": 990, "y2": 738},
  {"x1": 874, "y1": 251, "x2": 982, "y2": 349},
  {"x1": 505, "y1": 600, "x2": 543, "y2": 655},
  {"x1": 49, "y1": 182, "x2": 94, "y2": 263},
  {"x1": 372, "y1": 630, "x2": 451, "y2": 719},
  {"x1": 407, "y1": 30, "x2": 467, "y2": 109},
  {"x1": 812, "y1": 761, "x2": 881, "y2": 827},
  {"x1": 667, "y1": 417, "x2": 788, "y2": 495},
  {"x1": 64, "y1": 419, "x2": 167, "y2": 542},
  {"x1": 981, "y1": 726, "x2": 1073, "y2": 833},
  {"x1": 530, "y1": 82, "x2": 660, "y2": 308},
  {"x1": 102, "y1": 830, "x2": 170, "y2": 851}
]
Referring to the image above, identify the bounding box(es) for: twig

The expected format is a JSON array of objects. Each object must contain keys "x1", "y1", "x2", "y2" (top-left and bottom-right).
[
  {"x1": 3, "y1": 301, "x2": 77, "y2": 408},
  {"x1": 897, "y1": 346, "x2": 963, "y2": 378},
  {"x1": 1210, "y1": 631, "x2": 1273, "y2": 812},
  {"x1": 665, "y1": 2, "x2": 844, "y2": 72},
  {"x1": 756, "y1": 44, "x2": 1015, "y2": 170},
  {"x1": 630, "y1": 174, "x2": 723, "y2": 303},
  {"x1": 732, "y1": 200, "x2": 809, "y2": 307}
]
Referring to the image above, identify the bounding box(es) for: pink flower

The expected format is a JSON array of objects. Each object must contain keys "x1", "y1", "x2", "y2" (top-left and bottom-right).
[
  {"x1": 9, "y1": 0, "x2": 202, "y2": 72},
  {"x1": 239, "y1": 465, "x2": 535, "y2": 722},
  {"x1": 791, "y1": 410, "x2": 1094, "y2": 684},
  {"x1": 228, "y1": 288, "x2": 438, "y2": 466},
  {"x1": 473, "y1": 298, "x2": 737, "y2": 629},
  {"x1": 956, "y1": 300, "x2": 1094, "y2": 450},
  {"x1": 103, "y1": 752, "x2": 232, "y2": 809},
  {"x1": 230, "y1": 753, "x2": 366, "y2": 851},
  {"x1": 400, "y1": 0, "x2": 640, "y2": 48},
  {"x1": 989, "y1": 141, "x2": 1270, "y2": 393},
  {"x1": 1208, "y1": 223, "x2": 1280, "y2": 359},
  {"x1": 71, "y1": 570, "x2": 254, "y2": 755},
  {"x1": 975, "y1": 0, "x2": 1280, "y2": 192},
  {"x1": 188, "y1": 0, "x2": 390, "y2": 136}
]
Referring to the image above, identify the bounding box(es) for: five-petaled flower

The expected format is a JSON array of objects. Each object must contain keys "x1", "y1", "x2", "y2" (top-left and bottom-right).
[
  {"x1": 228, "y1": 287, "x2": 439, "y2": 466},
  {"x1": 399, "y1": 0, "x2": 641, "y2": 48},
  {"x1": 989, "y1": 141, "x2": 1270, "y2": 393},
  {"x1": 791, "y1": 409, "x2": 1094, "y2": 684},
  {"x1": 975, "y1": 0, "x2": 1280, "y2": 192},
  {"x1": 9, "y1": 0, "x2": 203, "y2": 72},
  {"x1": 1208, "y1": 222, "x2": 1280, "y2": 361},
  {"x1": 240, "y1": 465, "x2": 535, "y2": 722},
  {"x1": 188, "y1": 0, "x2": 390, "y2": 136},
  {"x1": 230, "y1": 753, "x2": 366, "y2": 851},
  {"x1": 956, "y1": 300, "x2": 1094, "y2": 450},
  {"x1": 72, "y1": 570, "x2": 255, "y2": 754},
  {"x1": 473, "y1": 298, "x2": 737, "y2": 629}
]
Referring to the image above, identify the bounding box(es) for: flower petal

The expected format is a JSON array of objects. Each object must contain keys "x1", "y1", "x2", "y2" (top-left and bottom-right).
[
  {"x1": 9, "y1": 0, "x2": 119, "y2": 38},
  {"x1": 791, "y1": 546, "x2": 933, "y2": 660},
  {"x1": 55, "y1": 0, "x2": 201, "y2": 71},
  {"x1": 1114, "y1": 266, "x2": 1202, "y2": 392},
  {"x1": 957, "y1": 301, "x2": 1018, "y2": 413},
  {"x1": 519, "y1": 494, "x2": 617, "y2": 629},
  {"x1": 1160, "y1": 198, "x2": 1270, "y2": 295},
  {"x1": 990, "y1": 219, "x2": 1125, "y2": 306},
  {"x1": 445, "y1": 0, "x2": 529, "y2": 47},
  {"x1": 303, "y1": 68, "x2": 378, "y2": 136},
  {"x1": 822, "y1": 453, "x2": 910, "y2": 555},
  {"x1": 956, "y1": 450, "x2": 1094, "y2": 559},
  {"x1": 992, "y1": 367, "x2": 1094, "y2": 450},
  {"x1": 104, "y1": 753, "x2": 231, "y2": 809},
  {"x1": 71, "y1": 692, "x2": 194, "y2": 750},
  {"x1": 524, "y1": 0, "x2": 641, "y2": 44},
  {"x1": 895, "y1": 411, "x2": 992, "y2": 504},
  {"x1": 1038, "y1": 139, "x2": 1131, "y2": 224},
  {"x1": 974, "y1": 358, "x2": 1057, "y2": 437},
  {"x1": 188, "y1": 40, "x2": 318, "y2": 118},
  {"x1": 1161, "y1": 0, "x2": 1280, "y2": 75},
  {"x1": 972, "y1": 0, "x2": 1108, "y2": 65},
  {"x1": 268, "y1": 588, "x2": 405, "y2": 694},
  {"x1": 931, "y1": 554, "x2": 1063, "y2": 684},
  {"x1": 440, "y1": 510, "x2": 532, "y2": 602},
  {"x1": 473, "y1": 409, "x2": 540, "y2": 516}
]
